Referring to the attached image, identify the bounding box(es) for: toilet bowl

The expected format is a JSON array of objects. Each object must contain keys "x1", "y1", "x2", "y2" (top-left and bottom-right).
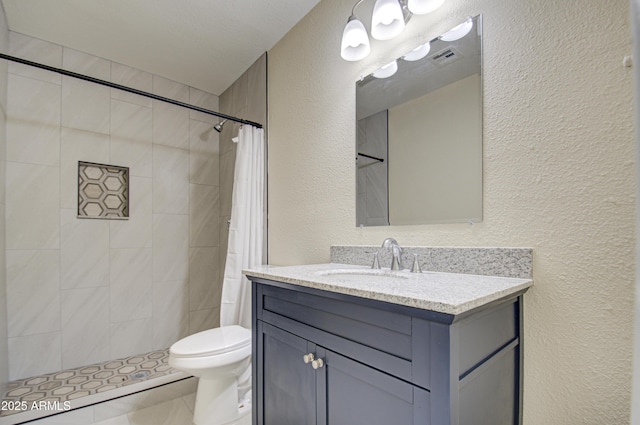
[{"x1": 169, "y1": 325, "x2": 252, "y2": 425}]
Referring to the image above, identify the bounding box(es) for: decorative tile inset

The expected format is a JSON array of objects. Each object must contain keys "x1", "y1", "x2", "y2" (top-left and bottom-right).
[{"x1": 78, "y1": 162, "x2": 129, "y2": 219}]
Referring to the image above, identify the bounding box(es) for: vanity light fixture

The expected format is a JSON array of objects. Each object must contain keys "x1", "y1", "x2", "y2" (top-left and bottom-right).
[
  {"x1": 340, "y1": 0, "x2": 447, "y2": 61},
  {"x1": 372, "y1": 60, "x2": 398, "y2": 78},
  {"x1": 371, "y1": 0, "x2": 406, "y2": 40},
  {"x1": 402, "y1": 41, "x2": 431, "y2": 61},
  {"x1": 439, "y1": 16, "x2": 473, "y2": 41},
  {"x1": 340, "y1": 0, "x2": 371, "y2": 61}
]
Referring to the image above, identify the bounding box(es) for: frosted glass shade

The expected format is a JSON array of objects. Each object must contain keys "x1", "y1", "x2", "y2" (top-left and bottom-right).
[
  {"x1": 440, "y1": 17, "x2": 473, "y2": 41},
  {"x1": 341, "y1": 17, "x2": 371, "y2": 61},
  {"x1": 371, "y1": 0, "x2": 405, "y2": 40},
  {"x1": 373, "y1": 60, "x2": 398, "y2": 78},
  {"x1": 402, "y1": 42, "x2": 431, "y2": 61},
  {"x1": 407, "y1": 0, "x2": 446, "y2": 15}
]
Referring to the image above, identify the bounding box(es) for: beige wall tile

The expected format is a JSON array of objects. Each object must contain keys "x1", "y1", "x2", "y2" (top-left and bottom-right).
[
  {"x1": 152, "y1": 279, "x2": 188, "y2": 350},
  {"x1": 61, "y1": 287, "x2": 110, "y2": 369},
  {"x1": 6, "y1": 249, "x2": 60, "y2": 337},
  {"x1": 110, "y1": 319, "x2": 152, "y2": 360},
  {"x1": 188, "y1": 308, "x2": 219, "y2": 335},
  {"x1": 6, "y1": 161, "x2": 59, "y2": 249},
  {"x1": 152, "y1": 214, "x2": 188, "y2": 282},
  {"x1": 110, "y1": 99, "x2": 152, "y2": 177},
  {"x1": 189, "y1": 119, "x2": 219, "y2": 186},
  {"x1": 189, "y1": 184, "x2": 219, "y2": 247},
  {"x1": 9, "y1": 32, "x2": 62, "y2": 84},
  {"x1": 7, "y1": 74, "x2": 61, "y2": 166},
  {"x1": 152, "y1": 146, "x2": 189, "y2": 214},
  {"x1": 152, "y1": 76, "x2": 188, "y2": 103},
  {"x1": 111, "y1": 62, "x2": 153, "y2": 107},
  {"x1": 188, "y1": 87, "x2": 218, "y2": 124},
  {"x1": 62, "y1": 48, "x2": 110, "y2": 80},
  {"x1": 60, "y1": 209, "x2": 109, "y2": 289},
  {"x1": 110, "y1": 248, "x2": 152, "y2": 322},
  {"x1": 152, "y1": 101, "x2": 189, "y2": 149},
  {"x1": 61, "y1": 76, "x2": 110, "y2": 134},
  {"x1": 8, "y1": 332, "x2": 61, "y2": 380},
  {"x1": 188, "y1": 247, "x2": 220, "y2": 312}
]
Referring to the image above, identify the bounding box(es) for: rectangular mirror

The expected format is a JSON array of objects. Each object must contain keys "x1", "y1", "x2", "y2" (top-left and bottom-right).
[{"x1": 356, "y1": 15, "x2": 482, "y2": 226}]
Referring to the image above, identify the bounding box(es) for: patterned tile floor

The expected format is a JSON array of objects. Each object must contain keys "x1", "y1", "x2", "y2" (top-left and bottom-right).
[{"x1": 0, "y1": 349, "x2": 176, "y2": 418}]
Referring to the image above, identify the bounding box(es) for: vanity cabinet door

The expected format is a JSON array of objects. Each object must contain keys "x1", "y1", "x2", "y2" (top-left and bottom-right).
[
  {"x1": 317, "y1": 347, "x2": 430, "y2": 425},
  {"x1": 256, "y1": 321, "x2": 430, "y2": 425},
  {"x1": 257, "y1": 322, "x2": 318, "y2": 425}
]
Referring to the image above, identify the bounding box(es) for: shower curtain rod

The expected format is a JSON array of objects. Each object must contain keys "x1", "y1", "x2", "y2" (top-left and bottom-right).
[
  {"x1": 0, "y1": 52, "x2": 263, "y2": 129},
  {"x1": 357, "y1": 152, "x2": 384, "y2": 163}
]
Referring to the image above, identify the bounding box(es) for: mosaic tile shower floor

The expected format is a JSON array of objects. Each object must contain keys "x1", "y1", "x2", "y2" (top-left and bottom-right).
[{"x1": 1, "y1": 349, "x2": 177, "y2": 418}]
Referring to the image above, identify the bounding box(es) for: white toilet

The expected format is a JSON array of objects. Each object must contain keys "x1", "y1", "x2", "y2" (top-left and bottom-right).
[{"x1": 169, "y1": 321, "x2": 252, "y2": 425}]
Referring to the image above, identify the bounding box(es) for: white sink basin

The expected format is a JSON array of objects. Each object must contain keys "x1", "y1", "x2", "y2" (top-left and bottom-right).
[{"x1": 315, "y1": 268, "x2": 410, "y2": 280}]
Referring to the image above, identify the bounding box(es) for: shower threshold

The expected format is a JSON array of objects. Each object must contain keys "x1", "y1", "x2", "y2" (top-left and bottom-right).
[{"x1": 0, "y1": 349, "x2": 189, "y2": 425}]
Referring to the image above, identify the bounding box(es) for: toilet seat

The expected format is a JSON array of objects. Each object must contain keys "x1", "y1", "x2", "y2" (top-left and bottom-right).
[{"x1": 170, "y1": 325, "x2": 251, "y2": 358}]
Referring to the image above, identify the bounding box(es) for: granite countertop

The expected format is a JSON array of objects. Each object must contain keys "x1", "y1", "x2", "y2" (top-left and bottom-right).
[{"x1": 244, "y1": 263, "x2": 533, "y2": 316}]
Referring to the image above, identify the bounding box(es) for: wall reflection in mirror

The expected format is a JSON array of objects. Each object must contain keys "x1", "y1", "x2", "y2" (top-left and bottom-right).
[{"x1": 356, "y1": 15, "x2": 482, "y2": 226}]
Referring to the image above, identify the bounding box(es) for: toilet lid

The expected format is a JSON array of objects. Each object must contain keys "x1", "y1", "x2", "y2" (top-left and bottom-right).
[{"x1": 170, "y1": 325, "x2": 251, "y2": 358}]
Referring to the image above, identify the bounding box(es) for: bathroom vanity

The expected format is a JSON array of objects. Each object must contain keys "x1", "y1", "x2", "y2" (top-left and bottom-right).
[{"x1": 245, "y1": 261, "x2": 532, "y2": 425}]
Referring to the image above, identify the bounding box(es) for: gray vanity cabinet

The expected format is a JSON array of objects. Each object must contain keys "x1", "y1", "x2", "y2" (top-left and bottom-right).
[
  {"x1": 250, "y1": 277, "x2": 524, "y2": 425},
  {"x1": 258, "y1": 321, "x2": 428, "y2": 425}
]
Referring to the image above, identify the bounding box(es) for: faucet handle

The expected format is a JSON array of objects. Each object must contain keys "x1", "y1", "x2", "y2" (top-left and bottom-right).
[
  {"x1": 410, "y1": 254, "x2": 422, "y2": 273},
  {"x1": 371, "y1": 252, "x2": 381, "y2": 269}
]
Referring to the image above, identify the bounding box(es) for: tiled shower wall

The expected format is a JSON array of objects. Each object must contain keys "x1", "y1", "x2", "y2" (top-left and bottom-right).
[
  {"x1": 0, "y1": 4, "x2": 9, "y2": 394},
  {"x1": 5, "y1": 32, "x2": 222, "y2": 381},
  {"x1": 218, "y1": 53, "x2": 268, "y2": 271}
]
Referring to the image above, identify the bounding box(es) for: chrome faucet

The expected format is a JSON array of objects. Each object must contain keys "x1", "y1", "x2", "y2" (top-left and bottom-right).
[{"x1": 381, "y1": 238, "x2": 403, "y2": 270}]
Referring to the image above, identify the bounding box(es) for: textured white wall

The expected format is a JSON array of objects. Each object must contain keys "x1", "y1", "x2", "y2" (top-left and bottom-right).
[{"x1": 268, "y1": 0, "x2": 635, "y2": 422}]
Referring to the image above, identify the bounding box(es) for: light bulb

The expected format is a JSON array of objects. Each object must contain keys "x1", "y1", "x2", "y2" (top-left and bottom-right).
[
  {"x1": 371, "y1": 0, "x2": 405, "y2": 41},
  {"x1": 407, "y1": 0, "x2": 446, "y2": 15},
  {"x1": 340, "y1": 16, "x2": 371, "y2": 61},
  {"x1": 440, "y1": 17, "x2": 473, "y2": 41},
  {"x1": 373, "y1": 60, "x2": 398, "y2": 78},
  {"x1": 402, "y1": 42, "x2": 431, "y2": 61}
]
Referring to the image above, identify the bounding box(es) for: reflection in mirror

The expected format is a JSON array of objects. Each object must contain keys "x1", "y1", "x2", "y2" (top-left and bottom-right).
[{"x1": 356, "y1": 15, "x2": 482, "y2": 226}]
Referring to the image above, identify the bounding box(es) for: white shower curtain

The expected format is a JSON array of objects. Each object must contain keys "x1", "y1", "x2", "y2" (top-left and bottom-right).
[{"x1": 220, "y1": 125, "x2": 264, "y2": 329}]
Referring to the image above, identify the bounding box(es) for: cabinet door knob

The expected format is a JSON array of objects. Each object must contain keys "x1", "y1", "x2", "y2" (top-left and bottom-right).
[
  {"x1": 303, "y1": 353, "x2": 315, "y2": 364},
  {"x1": 311, "y1": 358, "x2": 324, "y2": 369}
]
